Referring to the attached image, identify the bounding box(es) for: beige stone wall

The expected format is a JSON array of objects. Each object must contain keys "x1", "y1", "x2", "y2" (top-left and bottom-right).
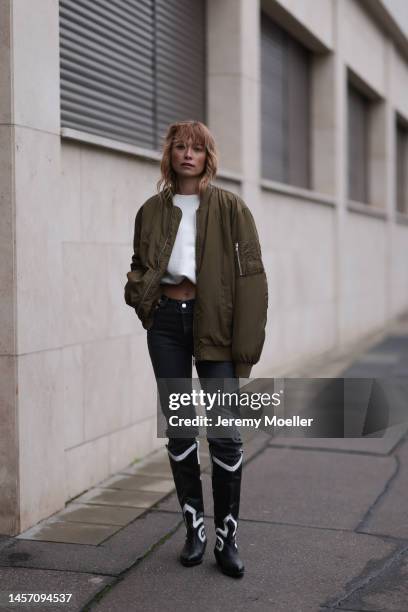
[{"x1": 0, "y1": 0, "x2": 17, "y2": 535}]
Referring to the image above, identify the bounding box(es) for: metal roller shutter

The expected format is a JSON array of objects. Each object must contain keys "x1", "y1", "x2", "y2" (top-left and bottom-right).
[
  {"x1": 396, "y1": 120, "x2": 408, "y2": 214},
  {"x1": 287, "y1": 37, "x2": 310, "y2": 189},
  {"x1": 60, "y1": 0, "x2": 206, "y2": 151},
  {"x1": 348, "y1": 84, "x2": 369, "y2": 203},
  {"x1": 155, "y1": 0, "x2": 206, "y2": 148},
  {"x1": 261, "y1": 12, "x2": 310, "y2": 188},
  {"x1": 261, "y1": 16, "x2": 287, "y2": 183},
  {"x1": 60, "y1": 0, "x2": 155, "y2": 149}
]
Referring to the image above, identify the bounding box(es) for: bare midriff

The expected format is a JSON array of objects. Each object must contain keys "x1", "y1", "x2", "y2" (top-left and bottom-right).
[{"x1": 159, "y1": 277, "x2": 196, "y2": 300}]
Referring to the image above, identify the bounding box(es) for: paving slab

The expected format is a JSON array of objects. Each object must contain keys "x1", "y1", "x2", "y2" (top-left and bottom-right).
[
  {"x1": 0, "y1": 511, "x2": 180, "y2": 576},
  {"x1": 239, "y1": 430, "x2": 271, "y2": 458},
  {"x1": 101, "y1": 473, "x2": 175, "y2": 494},
  {"x1": 335, "y1": 548, "x2": 408, "y2": 612},
  {"x1": 89, "y1": 519, "x2": 397, "y2": 612},
  {"x1": 122, "y1": 461, "x2": 174, "y2": 478},
  {"x1": 0, "y1": 537, "x2": 12, "y2": 551},
  {"x1": 0, "y1": 566, "x2": 113, "y2": 611},
  {"x1": 117, "y1": 448, "x2": 172, "y2": 478},
  {"x1": 361, "y1": 436, "x2": 408, "y2": 539},
  {"x1": 268, "y1": 424, "x2": 408, "y2": 456},
  {"x1": 340, "y1": 336, "x2": 408, "y2": 379},
  {"x1": 72, "y1": 487, "x2": 165, "y2": 508},
  {"x1": 340, "y1": 364, "x2": 406, "y2": 378},
  {"x1": 54, "y1": 503, "x2": 146, "y2": 526},
  {"x1": 237, "y1": 447, "x2": 396, "y2": 530},
  {"x1": 15, "y1": 518, "x2": 122, "y2": 546}
]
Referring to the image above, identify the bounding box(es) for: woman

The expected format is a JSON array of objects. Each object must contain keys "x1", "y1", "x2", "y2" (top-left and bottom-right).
[{"x1": 124, "y1": 120, "x2": 268, "y2": 578}]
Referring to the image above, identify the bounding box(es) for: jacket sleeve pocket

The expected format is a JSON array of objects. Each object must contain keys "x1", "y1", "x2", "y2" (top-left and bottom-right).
[
  {"x1": 235, "y1": 239, "x2": 265, "y2": 276},
  {"x1": 231, "y1": 200, "x2": 268, "y2": 374}
]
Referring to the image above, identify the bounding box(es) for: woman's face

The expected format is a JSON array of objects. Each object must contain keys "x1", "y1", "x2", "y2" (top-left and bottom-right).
[{"x1": 171, "y1": 137, "x2": 207, "y2": 180}]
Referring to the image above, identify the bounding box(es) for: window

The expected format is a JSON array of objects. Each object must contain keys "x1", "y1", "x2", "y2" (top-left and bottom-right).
[
  {"x1": 261, "y1": 11, "x2": 311, "y2": 188},
  {"x1": 59, "y1": 0, "x2": 206, "y2": 150},
  {"x1": 347, "y1": 83, "x2": 369, "y2": 204},
  {"x1": 396, "y1": 116, "x2": 408, "y2": 215}
]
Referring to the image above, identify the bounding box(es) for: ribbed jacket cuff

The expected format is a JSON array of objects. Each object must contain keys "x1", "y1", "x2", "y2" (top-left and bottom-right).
[{"x1": 234, "y1": 362, "x2": 253, "y2": 378}]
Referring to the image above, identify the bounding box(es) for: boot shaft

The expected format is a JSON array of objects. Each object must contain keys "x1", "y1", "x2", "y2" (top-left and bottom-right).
[
  {"x1": 210, "y1": 448, "x2": 243, "y2": 530},
  {"x1": 166, "y1": 440, "x2": 204, "y2": 514},
  {"x1": 210, "y1": 449, "x2": 245, "y2": 578}
]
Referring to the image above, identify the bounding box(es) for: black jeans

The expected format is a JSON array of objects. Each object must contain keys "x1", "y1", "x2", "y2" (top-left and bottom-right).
[{"x1": 147, "y1": 294, "x2": 243, "y2": 463}]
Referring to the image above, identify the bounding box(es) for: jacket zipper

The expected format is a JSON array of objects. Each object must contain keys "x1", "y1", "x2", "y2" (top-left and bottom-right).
[
  {"x1": 136, "y1": 208, "x2": 174, "y2": 317},
  {"x1": 193, "y1": 207, "x2": 200, "y2": 365},
  {"x1": 235, "y1": 242, "x2": 243, "y2": 276}
]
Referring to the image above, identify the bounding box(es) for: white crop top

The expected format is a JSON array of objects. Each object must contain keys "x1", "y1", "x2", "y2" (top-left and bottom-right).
[{"x1": 160, "y1": 193, "x2": 200, "y2": 285}]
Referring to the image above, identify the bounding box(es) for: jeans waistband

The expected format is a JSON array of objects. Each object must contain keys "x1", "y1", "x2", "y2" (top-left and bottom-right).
[{"x1": 157, "y1": 294, "x2": 195, "y2": 313}]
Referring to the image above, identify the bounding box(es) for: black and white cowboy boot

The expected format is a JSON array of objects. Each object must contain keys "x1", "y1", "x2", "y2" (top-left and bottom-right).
[
  {"x1": 166, "y1": 440, "x2": 207, "y2": 566},
  {"x1": 211, "y1": 448, "x2": 245, "y2": 578}
]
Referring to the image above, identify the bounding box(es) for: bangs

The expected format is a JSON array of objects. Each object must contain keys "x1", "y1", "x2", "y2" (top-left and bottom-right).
[{"x1": 172, "y1": 122, "x2": 208, "y2": 148}]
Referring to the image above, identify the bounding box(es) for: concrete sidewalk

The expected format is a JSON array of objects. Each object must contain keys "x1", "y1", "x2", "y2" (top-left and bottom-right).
[{"x1": 0, "y1": 313, "x2": 407, "y2": 611}]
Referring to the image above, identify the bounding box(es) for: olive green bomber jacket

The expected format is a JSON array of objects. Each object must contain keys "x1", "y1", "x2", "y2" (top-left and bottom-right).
[{"x1": 124, "y1": 184, "x2": 268, "y2": 378}]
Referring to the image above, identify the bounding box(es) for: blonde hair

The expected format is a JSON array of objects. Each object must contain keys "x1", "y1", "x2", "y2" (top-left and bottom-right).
[{"x1": 157, "y1": 120, "x2": 218, "y2": 198}]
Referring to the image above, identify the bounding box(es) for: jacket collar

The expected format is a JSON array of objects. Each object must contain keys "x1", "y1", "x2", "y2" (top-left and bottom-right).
[{"x1": 162, "y1": 183, "x2": 214, "y2": 210}]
